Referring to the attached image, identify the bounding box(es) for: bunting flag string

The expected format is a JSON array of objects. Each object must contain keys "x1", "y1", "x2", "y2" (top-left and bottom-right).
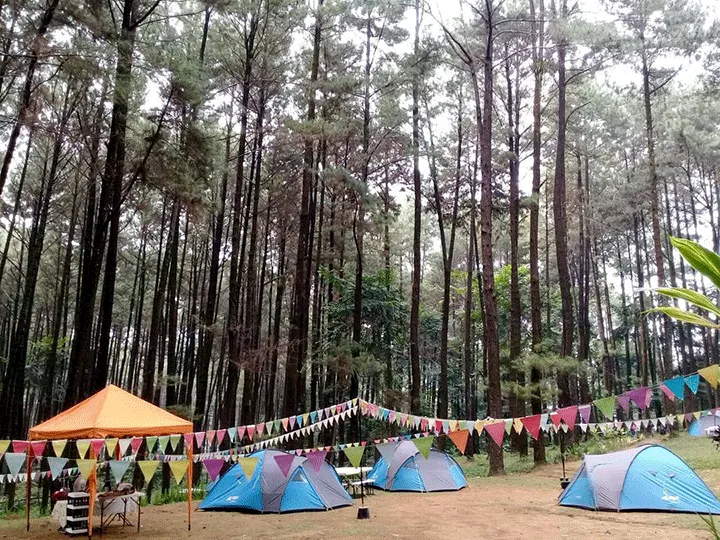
[{"x1": 168, "y1": 460, "x2": 188, "y2": 483}]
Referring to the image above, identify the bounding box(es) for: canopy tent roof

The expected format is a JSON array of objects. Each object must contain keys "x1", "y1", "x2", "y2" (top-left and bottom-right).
[{"x1": 28, "y1": 384, "x2": 193, "y2": 440}]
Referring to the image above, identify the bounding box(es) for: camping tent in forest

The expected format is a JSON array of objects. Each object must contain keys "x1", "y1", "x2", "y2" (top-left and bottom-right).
[
  {"x1": 28, "y1": 385, "x2": 194, "y2": 535},
  {"x1": 558, "y1": 444, "x2": 720, "y2": 513},
  {"x1": 688, "y1": 413, "x2": 720, "y2": 436},
  {"x1": 367, "y1": 440, "x2": 467, "y2": 492},
  {"x1": 199, "y1": 449, "x2": 352, "y2": 513}
]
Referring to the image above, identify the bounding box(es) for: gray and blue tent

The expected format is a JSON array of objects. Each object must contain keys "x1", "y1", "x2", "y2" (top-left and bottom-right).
[
  {"x1": 199, "y1": 449, "x2": 352, "y2": 513},
  {"x1": 688, "y1": 413, "x2": 720, "y2": 436},
  {"x1": 367, "y1": 440, "x2": 467, "y2": 492},
  {"x1": 559, "y1": 444, "x2": 720, "y2": 514}
]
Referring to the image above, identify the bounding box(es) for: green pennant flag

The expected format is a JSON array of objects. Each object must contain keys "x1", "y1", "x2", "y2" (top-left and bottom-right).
[
  {"x1": 238, "y1": 457, "x2": 259, "y2": 480},
  {"x1": 75, "y1": 459, "x2": 96, "y2": 481},
  {"x1": 138, "y1": 461, "x2": 160, "y2": 484},
  {"x1": 76, "y1": 439, "x2": 91, "y2": 458},
  {"x1": 593, "y1": 396, "x2": 616, "y2": 420},
  {"x1": 273, "y1": 420, "x2": 281, "y2": 435},
  {"x1": 169, "y1": 435, "x2": 181, "y2": 452},
  {"x1": 168, "y1": 460, "x2": 188, "y2": 484},
  {"x1": 157, "y1": 436, "x2": 169, "y2": 453},
  {"x1": 343, "y1": 446, "x2": 365, "y2": 468},
  {"x1": 0, "y1": 440, "x2": 11, "y2": 455},
  {"x1": 105, "y1": 438, "x2": 118, "y2": 458},
  {"x1": 145, "y1": 437, "x2": 158, "y2": 453},
  {"x1": 412, "y1": 436, "x2": 435, "y2": 459}
]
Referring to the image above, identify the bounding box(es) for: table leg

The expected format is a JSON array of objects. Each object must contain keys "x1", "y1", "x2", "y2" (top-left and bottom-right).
[{"x1": 137, "y1": 499, "x2": 141, "y2": 533}]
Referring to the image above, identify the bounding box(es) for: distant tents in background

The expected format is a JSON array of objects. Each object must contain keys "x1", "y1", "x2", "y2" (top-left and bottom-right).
[
  {"x1": 688, "y1": 413, "x2": 720, "y2": 437},
  {"x1": 367, "y1": 440, "x2": 467, "y2": 492},
  {"x1": 559, "y1": 444, "x2": 720, "y2": 514},
  {"x1": 199, "y1": 449, "x2": 352, "y2": 513}
]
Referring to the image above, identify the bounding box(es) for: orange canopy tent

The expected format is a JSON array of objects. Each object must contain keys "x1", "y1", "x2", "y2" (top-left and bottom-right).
[{"x1": 27, "y1": 385, "x2": 194, "y2": 538}]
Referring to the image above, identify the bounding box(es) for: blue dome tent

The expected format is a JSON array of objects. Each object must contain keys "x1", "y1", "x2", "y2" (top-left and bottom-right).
[
  {"x1": 688, "y1": 413, "x2": 720, "y2": 437},
  {"x1": 199, "y1": 449, "x2": 352, "y2": 513},
  {"x1": 559, "y1": 444, "x2": 720, "y2": 514},
  {"x1": 367, "y1": 440, "x2": 467, "y2": 492}
]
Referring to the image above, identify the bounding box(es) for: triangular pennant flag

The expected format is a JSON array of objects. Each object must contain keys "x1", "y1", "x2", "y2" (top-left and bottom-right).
[
  {"x1": 593, "y1": 396, "x2": 616, "y2": 420},
  {"x1": 205, "y1": 431, "x2": 216, "y2": 446},
  {"x1": 659, "y1": 384, "x2": 675, "y2": 401},
  {"x1": 579, "y1": 424, "x2": 588, "y2": 433},
  {"x1": 281, "y1": 418, "x2": 289, "y2": 431},
  {"x1": 47, "y1": 457, "x2": 68, "y2": 480},
  {"x1": 521, "y1": 415, "x2": 542, "y2": 440},
  {"x1": 105, "y1": 438, "x2": 118, "y2": 458},
  {"x1": 504, "y1": 419, "x2": 513, "y2": 435},
  {"x1": 157, "y1": 436, "x2": 169, "y2": 453},
  {"x1": 4, "y1": 453, "x2": 25, "y2": 476},
  {"x1": 257, "y1": 423, "x2": 265, "y2": 438},
  {"x1": 76, "y1": 439, "x2": 91, "y2": 458},
  {"x1": 118, "y1": 439, "x2": 132, "y2": 456},
  {"x1": 466, "y1": 421, "x2": 475, "y2": 435},
  {"x1": 138, "y1": 461, "x2": 160, "y2": 483},
  {"x1": 617, "y1": 394, "x2": 631, "y2": 412},
  {"x1": 484, "y1": 421, "x2": 506, "y2": 447},
  {"x1": 0, "y1": 440, "x2": 10, "y2": 455},
  {"x1": 626, "y1": 387, "x2": 652, "y2": 411},
  {"x1": 343, "y1": 446, "x2": 365, "y2": 467},
  {"x1": 578, "y1": 405, "x2": 592, "y2": 423},
  {"x1": 558, "y1": 405, "x2": 578, "y2": 429},
  {"x1": 676, "y1": 414, "x2": 685, "y2": 427},
  {"x1": 306, "y1": 450, "x2": 327, "y2": 472},
  {"x1": 550, "y1": 412, "x2": 561, "y2": 428},
  {"x1": 109, "y1": 460, "x2": 131, "y2": 484},
  {"x1": 75, "y1": 459, "x2": 96, "y2": 481},
  {"x1": 694, "y1": 411, "x2": 702, "y2": 420},
  {"x1": 475, "y1": 420, "x2": 485, "y2": 434},
  {"x1": 146, "y1": 436, "x2": 158, "y2": 453},
  {"x1": 12, "y1": 441, "x2": 28, "y2": 453},
  {"x1": 246, "y1": 425, "x2": 256, "y2": 440},
  {"x1": 238, "y1": 457, "x2": 259, "y2": 479},
  {"x1": 447, "y1": 430, "x2": 469, "y2": 455},
  {"x1": 664, "y1": 377, "x2": 685, "y2": 400},
  {"x1": 168, "y1": 460, "x2": 188, "y2": 483},
  {"x1": 202, "y1": 459, "x2": 225, "y2": 482},
  {"x1": 30, "y1": 441, "x2": 46, "y2": 457},
  {"x1": 130, "y1": 437, "x2": 143, "y2": 454},
  {"x1": 513, "y1": 418, "x2": 524, "y2": 435},
  {"x1": 273, "y1": 454, "x2": 295, "y2": 477},
  {"x1": 684, "y1": 374, "x2": 700, "y2": 394},
  {"x1": 237, "y1": 426, "x2": 246, "y2": 441},
  {"x1": 194, "y1": 432, "x2": 206, "y2": 447},
  {"x1": 227, "y1": 428, "x2": 237, "y2": 443},
  {"x1": 699, "y1": 365, "x2": 720, "y2": 389},
  {"x1": 90, "y1": 439, "x2": 105, "y2": 457}
]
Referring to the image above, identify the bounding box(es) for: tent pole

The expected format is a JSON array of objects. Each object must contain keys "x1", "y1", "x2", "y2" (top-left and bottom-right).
[
  {"x1": 187, "y1": 442, "x2": 193, "y2": 531},
  {"x1": 25, "y1": 443, "x2": 33, "y2": 531},
  {"x1": 88, "y1": 445, "x2": 97, "y2": 539}
]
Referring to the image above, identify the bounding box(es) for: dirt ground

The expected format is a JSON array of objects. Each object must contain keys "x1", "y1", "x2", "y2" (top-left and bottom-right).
[{"x1": 1, "y1": 461, "x2": 714, "y2": 539}]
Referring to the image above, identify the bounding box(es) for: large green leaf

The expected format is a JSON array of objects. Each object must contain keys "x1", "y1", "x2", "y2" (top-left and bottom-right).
[
  {"x1": 654, "y1": 287, "x2": 720, "y2": 318},
  {"x1": 669, "y1": 237, "x2": 720, "y2": 290},
  {"x1": 647, "y1": 306, "x2": 720, "y2": 329}
]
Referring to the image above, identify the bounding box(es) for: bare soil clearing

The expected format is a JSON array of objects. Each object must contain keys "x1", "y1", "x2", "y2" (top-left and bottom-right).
[{"x1": 1, "y1": 461, "x2": 712, "y2": 539}]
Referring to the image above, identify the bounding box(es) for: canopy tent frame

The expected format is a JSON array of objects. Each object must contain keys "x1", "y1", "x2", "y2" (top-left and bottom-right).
[{"x1": 26, "y1": 385, "x2": 194, "y2": 539}]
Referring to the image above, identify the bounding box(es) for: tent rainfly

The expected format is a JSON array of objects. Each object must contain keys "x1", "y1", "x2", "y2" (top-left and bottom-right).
[
  {"x1": 27, "y1": 385, "x2": 194, "y2": 538},
  {"x1": 558, "y1": 444, "x2": 720, "y2": 514}
]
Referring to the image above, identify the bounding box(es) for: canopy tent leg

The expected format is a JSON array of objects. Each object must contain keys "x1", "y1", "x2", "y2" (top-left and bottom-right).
[
  {"x1": 187, "y1": 444, "x2": 193, "y2": 531},
  {"x1": 88, "y1": 445, "x2": 97, "y2": 539},
  {"x1": 25, "y1": 446, "x2": 32, "y2": 531}
]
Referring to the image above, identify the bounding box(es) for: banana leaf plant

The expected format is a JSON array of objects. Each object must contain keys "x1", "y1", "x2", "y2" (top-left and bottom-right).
[{"x1": 649, "y1": 236, "x2": 720, "y2": 328}]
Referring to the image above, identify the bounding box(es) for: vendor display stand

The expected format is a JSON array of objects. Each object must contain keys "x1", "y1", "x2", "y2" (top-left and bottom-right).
[{"x1": 66, "y1": 493, "x2": 90, "y2": 536}]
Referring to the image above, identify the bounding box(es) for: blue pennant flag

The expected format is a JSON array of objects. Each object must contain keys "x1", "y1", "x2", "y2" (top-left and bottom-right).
[
  {"x1": 4, "y1": 453, "x2": 25, "y2": 477},
  {"x1": 664, "y1": 376, "x2": 686, "y2": 400},
  {"x1": 310, "y1": 411, "x2": 317, "y2": 423},
  {"x1": 684, "y1": 374, "x2": 700, "y2": 394}
]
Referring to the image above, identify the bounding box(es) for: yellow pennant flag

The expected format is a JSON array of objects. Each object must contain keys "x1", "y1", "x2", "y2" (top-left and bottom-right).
[
  {"x1": 105, "y1": 438, "x2": 118, "y2": 458},
  {"x1": 168, "y1": 460, "x2": 188, "y2": 484},
  {"x1": 0, "y1": 440, "x2": 10, "y2": 455},
  {"x1": 138, "y1": 461, "x2": 160, "y2": 484},
  {"x1": 76, "y1": 440, "x2": 91, "y2": 458},
  {"x1": 698, "y1": 365, "x2": 720, "y2": 389},
  {"x1": 675, "y1": 414, "x2": 685, "y2": 427},
  {"x1": 238, "y1": 457, "x2": 259, "y2": 480},
  {"x1": 52, "y1": 440, "x2": 67, "y2": 457},
  {"x1": 474, "y1": 420, "x2": 486, "y2": 434},
  {"x1": 513, "y1": 418, "x2": 524, "y2": 435},
  {"x1": 693, "y1": 411, "x2": 702, "y2": 420},
  {"x1": 75, "y1": 459, "x2": 96, "y2": 480}
]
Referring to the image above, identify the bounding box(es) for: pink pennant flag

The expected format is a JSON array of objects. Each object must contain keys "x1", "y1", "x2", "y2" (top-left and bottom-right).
[
  {"x1": 237, "y1": 426, "x2": 246, "y2": 441},
  {"x1": 216, "y1": 429, "x2": 227, "y2": 445},
  {"x1": 12, "y1": 441, "x2": 28, "y2": 453},
  {"x1": 521, "y1": 415, "x2": 542, "y2": 440},
  {"x1": 627, "y1": 387, "x2": 652, "y2": 411},
  {"x1": 30, "y1": 441, "x2": 46, "y2": 456},
  {"x1": 306, "y1": 451, "x2": 327, "y2": 472},
  {"x1": 484, "y1": 421, "x2": 505, "y2": 447},
  {"x1": 578, "y1": 405, "x2": 592, "y2": 423},
  {"x1": 206, "y1": 430, "x2": 216, "y2": 445},
  {"x1": 90, "y1": 439, "x2": 105, "y2": 456},
  {"x1": 194, "y1": 432, "x2": 206, "y2": 447},
  {"x1": 420, "y1": 418, "x2": 428, "y2": 431},
  {"x1": 281, "y1": 418, "x2": 289, "y2": 431},
  {"x1": 246, "y1": 425, "x2": 256, "y2": 440},
  {"x1": 289, "y1": 416, "x2": 296, "y2": 430},
  {"x1": 617, "y1": 394, "x2": 631, "y2": 412},
  {"x1": 274, "y1": 454, "x2": 295, "y2": 477},
  {"x1": 660, "y1": 384, "x2": 675, "y2": 401},
  {"x1": 130, "y1": 437, "x2": 144, "y2": 454},
  {"x1": 202, "y1": 459, "x2": 225, "y2": 482},
  {"x1": 558, "y1": 405, "x2": 578, "y2": 429},
  {"x1": 257, "y1": 423, "x2": 265, "y2": 438},
  {"x1": 295, "y1": 449, "x2": 302, "y2": 456},
  {"x1": 183, "y1": 433, "x2": 194, "y2": 449}
]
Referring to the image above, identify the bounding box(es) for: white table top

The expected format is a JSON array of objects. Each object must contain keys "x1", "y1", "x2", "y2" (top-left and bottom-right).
[{"x1": 335, "y1": 467, "x2": 371, "y2": 477}]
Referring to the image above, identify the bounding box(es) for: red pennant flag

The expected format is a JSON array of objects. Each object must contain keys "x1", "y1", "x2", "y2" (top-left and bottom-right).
[
  {"x1": 434, "y1": 420, "x2": 443, "y2": 433},
  {"x1": 183, "y1": 433, "x2": 194, "y2": 449},
  {"x1": 257, "y1": 423, "x2": 265, "y2": 438},
  {"x1": 30, "y1": 441, "x2": 46, "y2": 456},
  {"x1": 216, "y1": 429, "x2": 227, "y2": 445},
  {"x1": 130, "y1": 437, "x2": 143, "y2": 454},
  {"x1": 237, "y1": 426, "x2": 246, "y2": 441},
  {"x1": 274, "y1": 454, "x2": 295, "y2": 477},
  {"x1": 90, "y1": 439, "x2": 105, "y2": 456},
  {"x1": 447, "y1": 430, "x2": 470, "y2": 455},
  {"x1": 484, "y1": 421, "x2": 505, "y2": 447},
  {"x1": 306, "y1": 450, "x2": 327, "y2": 472},
  {"x1": 246, "y1": 425, "x2": 256, "y2": 440},
  {"x1": 521, "y1": 415, "x2": 542, "y2": 440},
  {"x1": 550, "y1": 412, "x2": 562, "y2": 428},
  {"x1": 12, "y1": 440, "x2": 28, "y2": 453},
  {"x1": 557, "y1": 405, "x2": 578, "y2": 430}
]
